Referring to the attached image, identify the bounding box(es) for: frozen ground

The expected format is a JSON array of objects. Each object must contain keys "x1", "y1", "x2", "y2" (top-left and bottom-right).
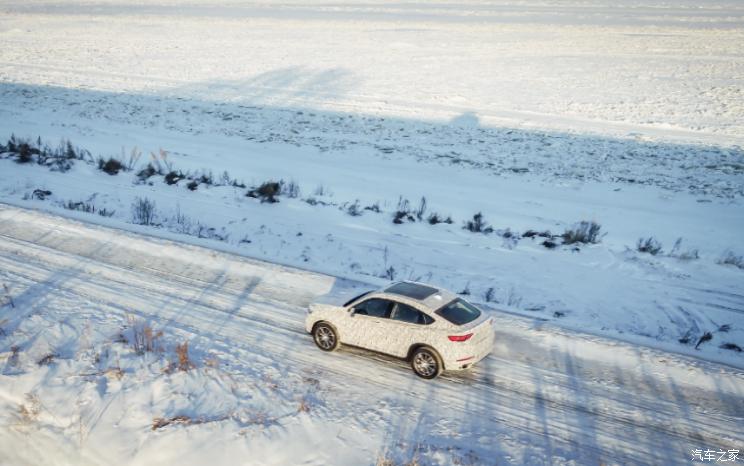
[
  {"x1": 0, "y1": 205, "x2": 742, "y2": 465},
  {"x1": 0, "y1": 0, "x2": 744, "y2": 463},
  {"x1": 1, "y1": 0, "x2": 744, "y2": 144}
]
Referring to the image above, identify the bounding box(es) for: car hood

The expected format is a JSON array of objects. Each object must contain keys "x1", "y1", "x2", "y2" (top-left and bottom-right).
[{"x1": 308, "y1": 302, "x2": 343, "y2": 314}]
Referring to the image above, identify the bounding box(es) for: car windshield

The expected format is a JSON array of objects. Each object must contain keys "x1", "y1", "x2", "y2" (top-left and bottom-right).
[
  {"x1": 343, "y1": 290, "x2": 372, "y2": 307},
  {"x1": 435, "y1": 298, "x2": 481, "y2": 326}
]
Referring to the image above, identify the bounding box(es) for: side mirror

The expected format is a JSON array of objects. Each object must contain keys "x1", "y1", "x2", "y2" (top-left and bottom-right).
[{"x1": 349, "y1": 307, "x2": 356, "y2": 316}]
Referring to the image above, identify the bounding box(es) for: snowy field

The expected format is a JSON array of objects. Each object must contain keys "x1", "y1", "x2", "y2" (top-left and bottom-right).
[
  {"x1": 0, "y1": 206, "x2": 742, "y2": 465},
  {"x1": 1, "y1": 0, "x2": 744, "y2": 464}
]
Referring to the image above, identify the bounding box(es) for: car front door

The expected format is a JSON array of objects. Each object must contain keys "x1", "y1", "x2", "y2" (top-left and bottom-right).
[{"x1": 342, "y1": 298, "x2": 394, "y2": 351}]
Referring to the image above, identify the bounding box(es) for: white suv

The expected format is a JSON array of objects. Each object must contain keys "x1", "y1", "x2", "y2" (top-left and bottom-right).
[{"x1": 305, "y1": 281, "x2": 494, "y2": 379}]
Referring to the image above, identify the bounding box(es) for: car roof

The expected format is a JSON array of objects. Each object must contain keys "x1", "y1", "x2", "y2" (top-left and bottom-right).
[{"x1": 382, "y1": 281, "x2": 457, "y2": 311}]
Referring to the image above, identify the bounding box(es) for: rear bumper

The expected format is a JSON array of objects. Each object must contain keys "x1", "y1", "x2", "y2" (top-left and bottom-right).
[{"x1": 443, "y1": 328, "x2": 494, "y2": 371}]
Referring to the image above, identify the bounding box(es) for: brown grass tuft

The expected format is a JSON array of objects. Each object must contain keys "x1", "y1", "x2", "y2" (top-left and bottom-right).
[
  {"x1": 18, "y1": 393, "x2": 41, "y2": 424},
  {"x1": 203, "y1": 356, "x2": 220, "y2": 369},
  {"x1": 297, "y1": 396, "x2": 311, "y2": 414},
  {"x1": 152, "y1": 415, "x2": 191, "y2": 430},
  {"x1": 126, "y1": 316, "x2": 163, "y2": 354},
  {"x1": 37, "y1": 353, "x2": 58, "y2": 366},
  {"x1": 175, "y1": 341, "x2": 194, "y2": 371},
  {"x1": 104, "y1": 367, "x2": 124, "y2": 380}
]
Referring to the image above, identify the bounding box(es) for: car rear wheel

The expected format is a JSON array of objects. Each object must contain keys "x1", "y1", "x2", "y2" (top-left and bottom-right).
[
  {"x1": 312, "y1": 322, "x2": 339, "y2": 352},
  {"x1": 411, "y1": 347, "x2": 442, "y2": 379}
]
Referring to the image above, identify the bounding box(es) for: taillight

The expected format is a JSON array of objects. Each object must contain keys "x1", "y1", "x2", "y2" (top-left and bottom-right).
[{"x1": 448, "y1": 333, "x2": 473, "y2": 342}]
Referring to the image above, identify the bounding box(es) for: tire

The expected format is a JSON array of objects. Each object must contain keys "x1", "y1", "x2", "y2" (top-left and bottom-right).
[
  {"x1": 410, "y1": 347, "x2": 442, "y2": 379},
  {"x1": 312, "y1": 322, "x2": 340, "y2": 352}
]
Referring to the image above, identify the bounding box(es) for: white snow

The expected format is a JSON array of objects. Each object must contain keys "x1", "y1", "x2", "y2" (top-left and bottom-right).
[
  {"x1": 0, "y1": 205, "x2": 742, "y2": 465},
  {"x1": 1, "y1": 0, "x2": 744, "y2": 464}
]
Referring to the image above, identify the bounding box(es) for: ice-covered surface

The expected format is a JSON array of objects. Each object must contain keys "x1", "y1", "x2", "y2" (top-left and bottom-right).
[{"x1": 0, "y1": 205, "x2": 742, "y2": 465}]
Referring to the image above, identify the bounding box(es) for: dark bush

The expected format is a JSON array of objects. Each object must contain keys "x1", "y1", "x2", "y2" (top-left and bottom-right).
[
  {"x1": 695, "y1": 331, "x2": 712, "y2": 349},
  {"x1": 637, "y1": 237, "x2": 663, "y2": 255},
  {"x1": 31, "y1": 189, "x2": 52, "y2": 200},
  {"x1": 523, "y1": 230, "x2": 552, "y2": 238},
  {"x1": 720, "y1": 343, "x2": 742, "y2": 352},
  {"x1": 132, "y1": 197, "x2": 157, "y2": 225},
  {"x1": 164, "y1": 171, "x2": 185, "y2": 185},
  {"x1": 187, "y1": 180, "x2": 199, "y2": 191},
  {"x1": 98, "y1": 157, "x2": 125, "y2": 175},
  {"x1": 247, "y1": 181, "x2": 281, "y2": 203},
  {"x1": 392, "y1": 197, "x2": 415, "y2": 224},
  {"x1": 718, "y1": 251, "x2": 744, "y2": 270},
  {"x1": 64, "y1": 200, "x2": 97, "y2": 213},
  {"x1": 345, "y1": 200, "x2": 362, "y2": 216},
  {"x1": 415, "y1": 197, "x2": 427, "y2": 221},
  {"x1": 16, "y1": 143, "x2": 37, "y2": 163},
  {"x1": 464, "y1": 212, "x2": 493, "y2": 233},
  {"x1": 199, "y1": 171, "x2": 214, "y2": 185},
  {"x1": 364, "y1": 202, "x2": 381, "y2": 213},
  {"x1": 542, "y1": 240, "x2": 558, "y2": 249},
  {"x1": 427, "y1": 213, "x2": 453, "y2": 225},
  {"x1": 137, "y1": 163, "x2": 159, "y2": 181},
  {"x1": 562, "y1": 221, "x2": 602, "y2": 245}
]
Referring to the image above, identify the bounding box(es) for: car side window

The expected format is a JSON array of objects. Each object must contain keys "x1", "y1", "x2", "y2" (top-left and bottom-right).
[
  {"x1": 353, "y1": 298, "x2": 392, "y2": 318},
  {"x1": 391, "y1": 302, "x2": 433, "y2": 325}
]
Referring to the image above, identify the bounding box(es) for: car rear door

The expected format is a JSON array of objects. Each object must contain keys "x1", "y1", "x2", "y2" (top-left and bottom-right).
[{"x1": 380, "y1": 301, "x2": 434, "y2": 358}]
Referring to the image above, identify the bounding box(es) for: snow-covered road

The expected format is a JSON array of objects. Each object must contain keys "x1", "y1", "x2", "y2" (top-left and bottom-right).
[{"x1": 1, "y1": 204, "x2": 742, "y2": 465}]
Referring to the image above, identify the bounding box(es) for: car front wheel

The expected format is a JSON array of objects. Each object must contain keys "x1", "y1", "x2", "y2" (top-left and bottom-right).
[
  {"x1": 411, "y1": 347, "x2": 442, "y2": 379},
  {"x1": 312, "y1": 322, "x2": 339, "y2": 352}
]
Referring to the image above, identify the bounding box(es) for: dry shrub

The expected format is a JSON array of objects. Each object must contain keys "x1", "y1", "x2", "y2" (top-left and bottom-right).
[
  {"x1": 131, "y1": 197, "x2": 157, "y2": 225},
  {"x1": 242, "y1": 409, "x2": 271, "y2": 427},
  {"x1": 562, "y1": 220, "x2": 602, "y2": 245},
  {"x1": 127, "y1": 317, "x2": 162, "y2": 354},
  {"x1": 718, "y1": 251, "x2": 744, "y2": 270},
  {"x1": 163, "y1": 341, "x2": 195, "y2": 373},
  {"x1": 175, "y1": 341, "x2": 194, "y2": 371},
  {"x1": 203, "y1": 356, "x2": 220, "y2": 369},
  {"x1": 376, "y1": 455, "x2": 395, "y2": 466},
  {"x1": 152, "y1": 414, "x2": 228, "y2": 431},
  {"x1": 37, "y1": 353, "x2": 58, "y2": 366},
  {"x1": 375, "y1": 445, "x2": 421, "y2": 466},
  {"x1": 263, "y1": 374, "x2": 279, "y2": 391},
  {"x1": 104, "y1": 367, "x2": 124, "y2": 380},
  {"x1": 18, "y1": 393, "x2": 41, "y2": 424},
  {"x1": 152, "y1": 415, "x2": 191, "y2": 430},
  {"x1": 297, "y1": 396, "x2": 311, "y2": 413}
]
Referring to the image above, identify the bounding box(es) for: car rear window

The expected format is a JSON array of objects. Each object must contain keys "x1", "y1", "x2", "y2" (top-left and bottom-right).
[
  {"x1": 435, "y1": 298, "x2": 481, "y2": 326},
  {"x1": 391, "y1": 303, "x2": 434, "y2": 325}
]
